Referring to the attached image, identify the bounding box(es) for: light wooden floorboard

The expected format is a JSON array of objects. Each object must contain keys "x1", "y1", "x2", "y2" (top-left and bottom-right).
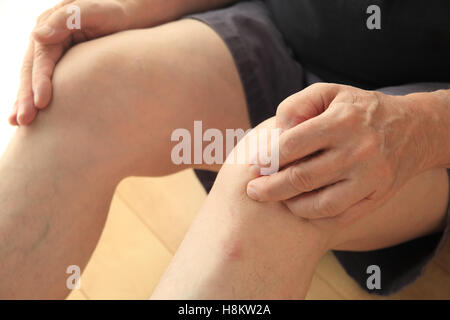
[
  {"x1": 70, "y1": 195, "x2": 173, "y2": 300},
  {"x1": 116, "y1": 170, "x2": 206, "y2": 253},
  {"x1": 67, "y1": 170, "x2": 450, "y2": 300}
]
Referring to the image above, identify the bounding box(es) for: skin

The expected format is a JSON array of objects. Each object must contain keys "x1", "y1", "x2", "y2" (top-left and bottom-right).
[
  {"x1": 1, "y1": 0, "x2": 448, "y2": 299},
  {"x1": 153, "y1": 120, "x2": 328, "y2": 299}
]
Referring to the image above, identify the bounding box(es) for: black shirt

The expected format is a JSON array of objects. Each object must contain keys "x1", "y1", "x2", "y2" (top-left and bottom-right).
[{"x1": 265, "y1": 0, "x2": 450, "y2": 89}]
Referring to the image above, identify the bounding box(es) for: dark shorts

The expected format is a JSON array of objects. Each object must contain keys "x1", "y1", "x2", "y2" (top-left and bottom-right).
[{"x1": 187, "y1": 0, "x2": 450, "y2": 296}]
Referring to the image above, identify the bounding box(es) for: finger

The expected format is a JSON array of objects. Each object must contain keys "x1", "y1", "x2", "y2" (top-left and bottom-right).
[
  {"x1": 32, "y1": 42, "x2": 64, "y2": 109},
  {"x1": 248, "y1": 125, "x2": 282, "y2": 172},
  {"x1": 17, "y1": 96, "x2": 38, "y2": 126},
  {"x1": 277, "y1": 112, "x2": 334, "y2": 168},
  {"x1": 327, "y1": 197, "x2": 376, "y2": 229},
  {"x1": 247, "y1": 150, "x2": 348, "y2": 201},
  {"x1": 33, "y1": 0, "x2": 123, "y2": 46},
  {"x1": 284, "y1": 180, "x2": 371, "y2": 219},
  {"x1": 33, "y1": 1, "x2": 79, "y2": 44},
  {"x1": 16, "y1": 40, "x2": 38, "y2": 126},
  {"x1": 300, "y1": 197, "x2": 375, "y2": 236},
  {"x1": 276, "y1": 83, "x2": 342, "y2": 130},
  {"x1": 249, "y1": 112, "x2": 332, "y2": 175},
  {"x1": 8, "y1": 102, "x2": 19, "y2": 126},
  {"x1": 15, "y1": 3, "x2": 72, "y2": 119},
  {"x1": 37, "y1": 0, "x2": 76, "y2": 25},
  {"x1": 36, "y1": 8, "x2": 55, "y2": 26}
]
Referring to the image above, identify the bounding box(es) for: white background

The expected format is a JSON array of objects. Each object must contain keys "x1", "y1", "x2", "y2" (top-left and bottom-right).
[{"x1": 0, "y1": 0, "x2": 59, "y2": 156}]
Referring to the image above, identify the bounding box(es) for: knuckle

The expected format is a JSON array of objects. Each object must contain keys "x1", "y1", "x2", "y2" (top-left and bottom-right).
[
  {"x1": 309, "y1": 82, "x2": 327, "y2": 91},
  {"x1": 288, "y1": 166, "x2": 314, "y2": 192},
  {"x1": 330, "y1": 103, "x2": 358, "y2": 129},
  {"x1": 342, "y1": 104, "x2": 360, "y2": 124},
  {"x1": 34, "y1": 47, "x2": 47, "y2": 60},
  {"x1": 347, "y1": 90, "x2": 360, "y2": 104},
  {"x1": 310, "y1": 82, "x2": 339, "y2": 95},
  {"x1": 276, "y1": 95, "x2": 296, "y2": 118},
  {"x1": 36, "y1": 8, "x2": 53, "y2": 25},
  {"x1": 18, "y1": 93, "x2": 33, "y2": 102}
]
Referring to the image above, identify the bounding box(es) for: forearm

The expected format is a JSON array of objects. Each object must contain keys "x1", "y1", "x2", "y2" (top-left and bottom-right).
[
  {"x1": 404, "y1": 88, "x2": 450, "y2": 170},
  {"x1": 125, "y1": 0, "x2": 238, "y2": 29}
]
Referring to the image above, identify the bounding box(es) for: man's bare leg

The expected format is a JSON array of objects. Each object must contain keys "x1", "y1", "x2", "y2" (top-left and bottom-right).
[
  {"x1": 152, "y1": 163, "x2": 327, "y2": 299},
  {"x1": 0, "y1": 19, "x2": 249, "y2": 299},
  {"x1": 152, "y1": 118, "x2": 448, "y2": 299}
]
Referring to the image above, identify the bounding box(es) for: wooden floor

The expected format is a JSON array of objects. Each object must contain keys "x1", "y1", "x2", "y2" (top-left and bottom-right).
[{"x1": 67, "y1": 170, "x2": 450, "y2": 300}]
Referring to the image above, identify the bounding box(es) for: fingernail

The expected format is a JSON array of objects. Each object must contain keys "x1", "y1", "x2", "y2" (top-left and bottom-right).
[
  {"x1": 34, "y1": 25, "x2": 54, "y2": 38},
  {"x1": 17, "y1": 112, "x2": 26, "y2": 126},
  {"x1": 34, "y1": 91, "x2": 40, "y2": 107},
  {"x1": 247, "y1": 184, "x2": 260, "y2": 201}
]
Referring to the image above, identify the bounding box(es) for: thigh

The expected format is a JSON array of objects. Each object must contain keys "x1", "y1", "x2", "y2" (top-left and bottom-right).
[
  {"x1": 31, "y1": 19, "x2": 250, "y2": 178},
  {"x1": 331, "y1": 167, "x2": 449, "y2": 251}
]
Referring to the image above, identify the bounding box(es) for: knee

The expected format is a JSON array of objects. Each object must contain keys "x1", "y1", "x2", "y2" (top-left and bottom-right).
[
  {"x1": 12, "y1": 40, "x2": 133, "y2": 177},
  {"x1": 39, "y1": 36, "x2": 139, "y2": 146},
  {"x1": 51, "y1": 38, "x2": 125, "y2": 119},
  {"x1": 47, "y1": 31, "x2": 166, "y2": 144}
]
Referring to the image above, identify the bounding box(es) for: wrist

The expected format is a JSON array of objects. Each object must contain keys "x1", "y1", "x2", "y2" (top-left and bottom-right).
[{"x1": 401, "y1": 90, "x2": 450, "y2": 170}]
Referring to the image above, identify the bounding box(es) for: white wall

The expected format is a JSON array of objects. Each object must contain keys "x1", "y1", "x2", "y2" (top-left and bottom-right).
[{"x1": 0, "y1": 0, "x2": 59, "y2": 156}]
